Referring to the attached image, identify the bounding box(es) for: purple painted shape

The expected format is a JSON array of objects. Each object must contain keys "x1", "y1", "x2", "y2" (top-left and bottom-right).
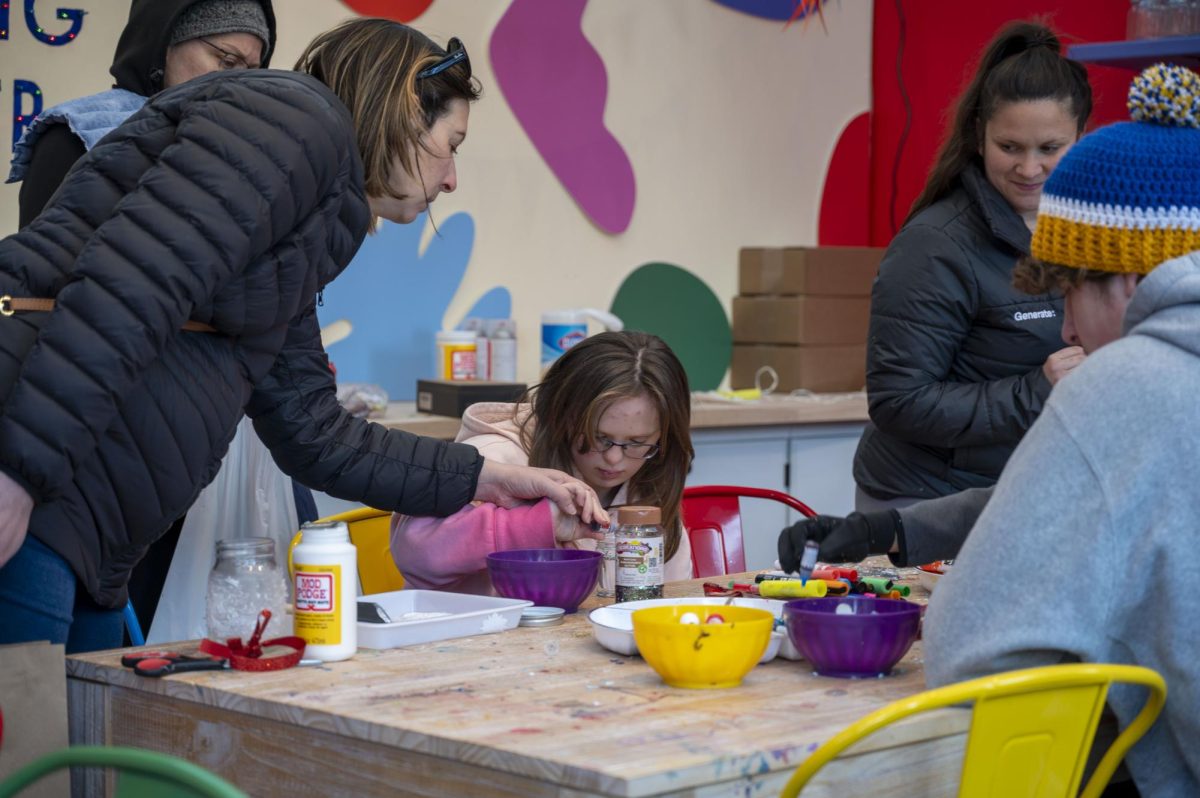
[{"x1": 490, "y1": 0, "x2": 635, "y2": 234}]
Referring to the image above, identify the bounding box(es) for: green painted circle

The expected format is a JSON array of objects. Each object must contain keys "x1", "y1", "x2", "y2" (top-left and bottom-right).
[{"x1": 610, "y1": 262, "x2": 732, "y2": 391}]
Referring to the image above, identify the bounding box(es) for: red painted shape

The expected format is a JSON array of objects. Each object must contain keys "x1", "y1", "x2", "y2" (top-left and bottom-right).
[
  {"x1": 338, "y1": 0, "x2": 434, "y2": 22},
  {"x1": 868, "y1": 2, "x2": 1131, "y2": 246},
  {"x1": 818, "y1": 111, "x2": 872, "y2": 246}
]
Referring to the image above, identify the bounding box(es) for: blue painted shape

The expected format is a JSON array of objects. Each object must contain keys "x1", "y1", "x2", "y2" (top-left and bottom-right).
[
  {"x1": 25, "y1": 0, "x2": 85, "y2": 45},
  {"x1": 317, "y1": 211, "x2": 510, "y2": 399},
  {"x1": 12, "y1": 79, "x2": 42, "y2": 150},
  {"x1": 455, "y1": 287, "x2": 512, "y2": 329},
  {"x1": 710, "y1": 0, "x2": 818, "y2": 22}
]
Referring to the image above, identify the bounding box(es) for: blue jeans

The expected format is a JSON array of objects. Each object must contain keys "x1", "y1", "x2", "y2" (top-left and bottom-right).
[{"x1": 0, "y1": 534, "x2": 123, "y2": 653}]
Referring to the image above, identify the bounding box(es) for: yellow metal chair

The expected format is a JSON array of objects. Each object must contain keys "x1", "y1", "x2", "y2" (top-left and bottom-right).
[
  {"x1": 289, "y1": 507, "x2": 405, "y2": 595},
  {"x1": 780, "y1": 663, "x2": 1166, "y2": 798}
]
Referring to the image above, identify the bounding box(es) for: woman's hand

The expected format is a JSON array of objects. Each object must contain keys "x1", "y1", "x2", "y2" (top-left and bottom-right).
[
  {"x1": 552, "y1": 506, "x2": 610, "y2": 543},
  {"x1": 1042, "y1": 346, "x2": 1086, "y2": 385},
  {"x1": 475, "y1": 460, "x2": 610, "y2": 528},
  {"x1": 0, "y1": 472, "x2": 34, "y2": 568}
]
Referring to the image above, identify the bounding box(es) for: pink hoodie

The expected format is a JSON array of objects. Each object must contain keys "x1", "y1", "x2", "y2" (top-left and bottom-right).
[{"x1": 390, "y1": 402, "x2": 693, "y2": 594}]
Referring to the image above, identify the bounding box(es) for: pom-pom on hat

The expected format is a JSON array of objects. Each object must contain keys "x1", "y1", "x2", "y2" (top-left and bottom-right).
[
  {"x1": 170, "y1": 0, "x2": 270, "y2": 56},
  {"x1": 1032, "y1": 63, "x2": 1200, "y2": 275}
]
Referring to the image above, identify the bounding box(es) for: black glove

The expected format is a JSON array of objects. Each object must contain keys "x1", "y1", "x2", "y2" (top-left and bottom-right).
[{"x1": 777, "y1": 510, "x2": 902, "y2": 571}]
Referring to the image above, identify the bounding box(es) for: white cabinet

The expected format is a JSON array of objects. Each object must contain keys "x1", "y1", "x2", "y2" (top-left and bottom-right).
[{"x1": 689, "y1": 423, "x2": 864, "y2": 570}]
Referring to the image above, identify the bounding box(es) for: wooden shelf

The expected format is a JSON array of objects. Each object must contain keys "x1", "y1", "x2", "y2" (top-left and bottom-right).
[{"x1": 1068, "y1": 35, "x2": 1200, "y2": 70}]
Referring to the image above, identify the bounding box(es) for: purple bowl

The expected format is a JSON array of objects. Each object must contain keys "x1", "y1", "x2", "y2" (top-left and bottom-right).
[
  {"x1": 784, "y1": 596, "x2": 921, "y2": 678},
  {"x1": 486, "y1": 549, "x2": 602, "y2": 613}
]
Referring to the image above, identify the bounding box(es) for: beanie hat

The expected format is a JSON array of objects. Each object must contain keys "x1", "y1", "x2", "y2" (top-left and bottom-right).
[
  {"x1": 1032, "y1": 63, "x2": 1200, "y2": 275},
  {"x1": 170, "y1": 0, "x2": 270, "y2": 55}
]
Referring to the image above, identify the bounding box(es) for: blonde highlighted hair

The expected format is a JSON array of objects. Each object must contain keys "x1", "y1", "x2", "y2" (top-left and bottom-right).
[{"x1": 295, "y1": 18, "x2": 479, "y2": 199}]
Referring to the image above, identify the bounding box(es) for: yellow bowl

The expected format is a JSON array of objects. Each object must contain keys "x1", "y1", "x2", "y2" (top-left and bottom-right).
[{"x1": 631, "y1": 604, "x2": 775, "y2": 689}]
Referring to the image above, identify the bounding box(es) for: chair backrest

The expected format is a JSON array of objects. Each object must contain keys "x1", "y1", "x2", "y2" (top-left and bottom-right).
[
  {"x1": 681, "y1": 485, "x2": 816, "y2": 578},
  {"x1": 780, "y1": 663, "x2": 1167, "y2": 798},
  {"x1": 0, "y1": 745, "x2": 247, "y2": 798},
  {"x1": 288, "y1": 507, "x2": 405, "y2": 596}
]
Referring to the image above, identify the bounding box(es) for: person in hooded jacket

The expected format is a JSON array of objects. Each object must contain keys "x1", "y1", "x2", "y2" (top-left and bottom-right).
[
  {"x1": 10, "y1": 0, "x2": 277, "y2": 229},
  {"x1": 0, "y1": 17, "x2": 606, "y2": 653},
  {"x1": 7, "y1": 0, "x2": 289, "y2": 641},
  {"x1": 852, "y1": 21, "x2": 1094, "y2": 511},
  {"x1": 925, "y1": 63, "x2": 1200, "y2": 798}
]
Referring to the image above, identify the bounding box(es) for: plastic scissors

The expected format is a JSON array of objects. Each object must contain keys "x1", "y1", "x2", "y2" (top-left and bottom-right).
[{"x1": 120, "y1": 650, "x2": 230, "y2": 677}]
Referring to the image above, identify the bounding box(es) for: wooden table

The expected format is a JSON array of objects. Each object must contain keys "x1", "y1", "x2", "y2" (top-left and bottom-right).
[{"x1": 68, "y1": 568, "x2": 968, "y2": 797}]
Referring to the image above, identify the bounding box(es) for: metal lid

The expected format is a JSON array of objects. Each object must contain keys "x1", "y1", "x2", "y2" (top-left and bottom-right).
[{"x1": 519, "y1": 606, "x2": 565, "y2": 627}]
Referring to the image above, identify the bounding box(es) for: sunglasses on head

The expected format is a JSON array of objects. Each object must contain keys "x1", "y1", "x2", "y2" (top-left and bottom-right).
[{"x1": 417, "y1": 37, "x2": 470, "y2": 80}]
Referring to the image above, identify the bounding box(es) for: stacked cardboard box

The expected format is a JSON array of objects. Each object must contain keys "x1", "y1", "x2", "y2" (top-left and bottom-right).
[{"x1": 731, "y1": 247, "x2": 883, "y2": 392}]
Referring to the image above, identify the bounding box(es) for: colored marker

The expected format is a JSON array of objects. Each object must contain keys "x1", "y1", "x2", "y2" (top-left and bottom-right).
[
  {"x1": 759, "y1": 580, "x2": 828, "y2": 599},
  {"x1": 798, "y1": 539, "x2": 820, "y2": 586}
]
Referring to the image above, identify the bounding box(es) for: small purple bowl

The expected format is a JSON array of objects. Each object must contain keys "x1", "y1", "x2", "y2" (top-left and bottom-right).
[
  {"x1": 486, "y1": 548, "x2": 602, "y2": 613},
  {"x1": 784, "y1": 596, "x2": 921, "y2": 678}
]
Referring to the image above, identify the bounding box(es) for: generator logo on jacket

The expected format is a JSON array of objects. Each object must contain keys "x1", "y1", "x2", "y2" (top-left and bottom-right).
[{"x1": 1014, "y1": 309, "x2": 1057, "y2": 322}]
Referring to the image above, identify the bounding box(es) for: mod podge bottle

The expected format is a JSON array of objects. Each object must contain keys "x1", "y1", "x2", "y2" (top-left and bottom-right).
[
  {"x1": 614, "y1": 506, "x2": 664, "y2": 603},
  {"x1": 292, "y1": 521, "x2": 357, "y2": 661}
]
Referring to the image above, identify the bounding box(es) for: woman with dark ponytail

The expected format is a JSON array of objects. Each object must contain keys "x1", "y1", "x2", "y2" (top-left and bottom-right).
[{"x1": 851, "y1": 20, "x2": 1094, "y2": 510}]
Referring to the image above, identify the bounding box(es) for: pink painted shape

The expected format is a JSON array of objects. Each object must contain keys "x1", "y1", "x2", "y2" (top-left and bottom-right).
[
  {"x1": 490, "y1": 0, "x2": 636, "y2": 234},
  {"x1": 818, "y1": 111, "x2": 871, "y2": 246}
]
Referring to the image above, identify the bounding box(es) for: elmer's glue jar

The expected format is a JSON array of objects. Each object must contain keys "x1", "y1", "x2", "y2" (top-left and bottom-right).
[{"x1": 292, "y1": 521, "x2": 357, "y2": 661}]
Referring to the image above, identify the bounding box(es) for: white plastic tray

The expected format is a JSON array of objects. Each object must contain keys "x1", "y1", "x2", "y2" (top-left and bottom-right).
[{"x1": 357, "y1": 590, "x2": 532, "y2": 650}]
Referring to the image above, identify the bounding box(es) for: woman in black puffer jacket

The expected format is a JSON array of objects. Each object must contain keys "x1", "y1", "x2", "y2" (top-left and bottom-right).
[
  {"x1": 852, "y1": 22, "x2": 1094, "y2": 510},
  {"x1": 0, "y1": 19, "x2": 606, "y2": 652}
]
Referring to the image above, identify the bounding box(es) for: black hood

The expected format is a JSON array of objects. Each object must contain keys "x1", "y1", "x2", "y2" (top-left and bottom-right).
[{"x1": 108, "y1": 0, "x2": 277, "y2": 96}]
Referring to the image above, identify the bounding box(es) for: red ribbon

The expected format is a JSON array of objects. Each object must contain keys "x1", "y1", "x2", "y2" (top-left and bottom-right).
[{"x1": 199, "y1": 610, "x2": 306, "y2": 671}]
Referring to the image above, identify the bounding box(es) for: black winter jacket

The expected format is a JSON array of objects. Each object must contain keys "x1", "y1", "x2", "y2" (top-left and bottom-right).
[
  {"x1": 853, "y1": 164, "x2": 1064, "y2": 501},
  {"x1": 0, "y1": 70, "x2": 482, "y2": 607}
]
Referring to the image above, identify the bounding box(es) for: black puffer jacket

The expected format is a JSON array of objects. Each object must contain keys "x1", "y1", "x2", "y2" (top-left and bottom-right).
[
  {"x1": 853, "y1": 164, "x2": 1064, "y2": 501},
  {"x1": 0, "y1": 70, "x2": 482, "y2": 607}
]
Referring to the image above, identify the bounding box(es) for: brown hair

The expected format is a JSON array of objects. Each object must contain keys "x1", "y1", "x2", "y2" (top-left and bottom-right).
[
  {"x1": 294, "y1": 18, "x2": 479, "y2": 200},
  {"x1": 907, "y1": 21, "x2": 1092, "y2": 223},
  {"x1": 1013, "y1": 255, "x2": 1113, "y2": 295},
  {"x1": 518, "y1": 331, "x2": 694, "y2": 561}
]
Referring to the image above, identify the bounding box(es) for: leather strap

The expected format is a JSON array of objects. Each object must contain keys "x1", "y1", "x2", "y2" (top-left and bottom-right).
[{"x1": 1, "y1": 295, "x2": 216, "y2": 333}]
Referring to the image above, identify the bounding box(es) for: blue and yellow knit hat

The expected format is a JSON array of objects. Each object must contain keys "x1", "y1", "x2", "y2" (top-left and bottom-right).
[{"x1": 1032, "y1": 63, "x2": 1200, "y2": 275}]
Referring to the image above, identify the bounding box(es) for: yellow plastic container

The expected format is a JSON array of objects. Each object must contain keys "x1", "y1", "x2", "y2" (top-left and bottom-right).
[{"x1": 632, "y1": 605, "x2": 774, "y2": 689}]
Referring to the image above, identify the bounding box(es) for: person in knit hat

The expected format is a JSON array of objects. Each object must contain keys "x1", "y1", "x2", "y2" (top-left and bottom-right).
[
  {"x1": 163, "y1": 0, "x2": 272, "y2": 86},
  {"x1": 924, "y1": 63, "x2": 1200, "y2": 797}
]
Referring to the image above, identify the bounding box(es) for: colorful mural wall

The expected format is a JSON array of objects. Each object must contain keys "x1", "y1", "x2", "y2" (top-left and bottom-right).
[{"x1": 0, "y1": 0, "x2": 1133, "y2": 398}]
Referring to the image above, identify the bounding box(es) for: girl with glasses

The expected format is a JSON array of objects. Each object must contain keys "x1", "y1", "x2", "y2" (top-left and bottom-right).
[{"x1": 392, "y1": 331, "x2": 697, "y2": 594}]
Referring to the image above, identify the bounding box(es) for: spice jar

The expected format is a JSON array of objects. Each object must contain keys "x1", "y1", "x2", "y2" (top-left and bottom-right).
[{"x1": 205, "y1": 537, "x2": 291, "y2": 642}]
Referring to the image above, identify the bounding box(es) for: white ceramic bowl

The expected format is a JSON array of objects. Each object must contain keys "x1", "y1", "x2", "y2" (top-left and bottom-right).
[{"x1": 589, "y1": 597, "x2": 785, "y2": 663}]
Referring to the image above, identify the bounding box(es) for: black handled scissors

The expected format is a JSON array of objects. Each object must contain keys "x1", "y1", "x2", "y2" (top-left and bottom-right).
[{"x1": 120, "y1": 650, "x2": 230, "y2": 677}]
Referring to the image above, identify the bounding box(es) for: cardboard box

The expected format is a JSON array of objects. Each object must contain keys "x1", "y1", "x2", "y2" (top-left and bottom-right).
[
  {"x1": 731, "y1": 295, "x2": 869, "y2": 345},
  {"x1": 739, "y1": 246, "x2": 883, "y2": 296},
  {"x1": 731, "y1": 344, "x2": 866, "y2": 393},
  {"x1": 416, "y1": 379, "x2": 527, "y2": 418}
]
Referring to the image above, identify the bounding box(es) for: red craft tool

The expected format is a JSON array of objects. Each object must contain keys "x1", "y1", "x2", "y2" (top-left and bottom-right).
[
  {"x1": 811, "y1": 566, "x2": 858, "y2": 582},
  {"x1": 121, "y1": 650, "x2": 229, "y2": 678}
]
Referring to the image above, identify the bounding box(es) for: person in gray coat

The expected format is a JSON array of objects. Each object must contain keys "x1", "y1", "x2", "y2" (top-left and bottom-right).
[
  {"x1": 924, "y1": 64, "x2": 1200, "y2": 797},
  {"x1": 853, "y1": 21, "x2": 1093, "y2": 511}
]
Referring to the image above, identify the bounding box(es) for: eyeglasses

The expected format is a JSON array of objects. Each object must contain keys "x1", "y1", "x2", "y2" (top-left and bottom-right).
[
  {"x1": 593, "y1": 436, "x2": 660, "y2": 460},
  {"x1": 417, "y1": 37, "x2": 470, "y2": 80},
  {"x1": 199, "y1": 37, "x2": 254, "y2": 71}
]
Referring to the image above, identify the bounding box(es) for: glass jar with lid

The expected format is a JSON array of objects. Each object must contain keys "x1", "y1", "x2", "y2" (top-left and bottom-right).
[{"x1": 204, "y1": 537, "x2": 291, "y2": 641}]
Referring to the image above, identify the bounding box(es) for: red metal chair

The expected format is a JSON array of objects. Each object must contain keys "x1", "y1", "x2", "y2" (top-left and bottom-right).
[{"x1": 682, "y1": 485, "x2": 817, "y2": 577}]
